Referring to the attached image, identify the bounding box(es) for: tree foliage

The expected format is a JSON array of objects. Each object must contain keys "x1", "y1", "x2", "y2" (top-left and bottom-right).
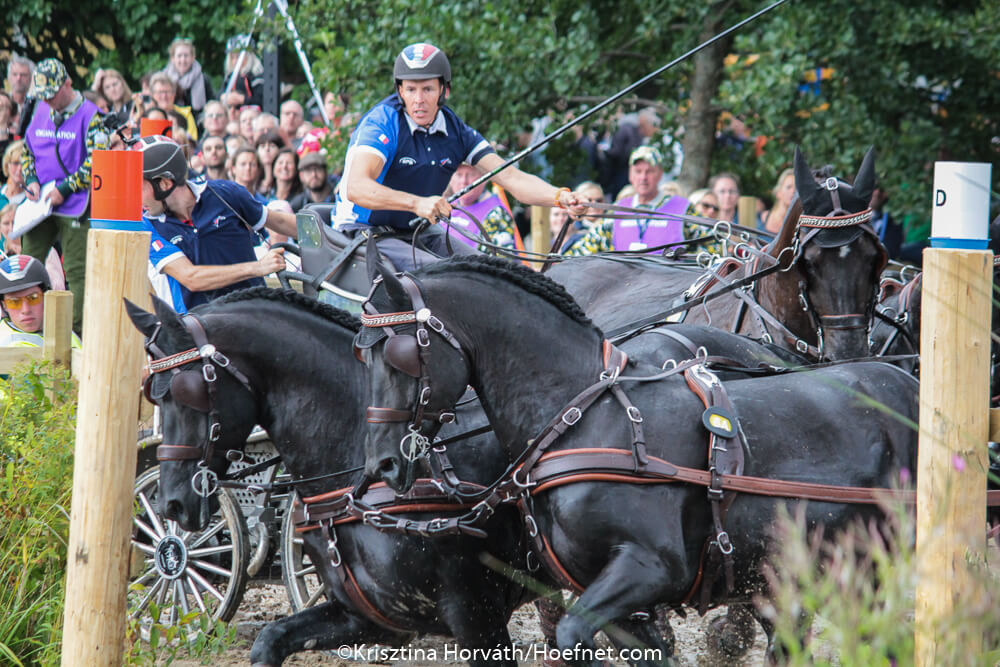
[{"x1": 6, "y1": 0, "x2": 996, "y2": 225}]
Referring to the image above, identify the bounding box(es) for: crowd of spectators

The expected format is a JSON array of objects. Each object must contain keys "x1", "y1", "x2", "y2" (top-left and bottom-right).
[{"x1": 0, "y1": 42, "x2": 907, "y2": 339}]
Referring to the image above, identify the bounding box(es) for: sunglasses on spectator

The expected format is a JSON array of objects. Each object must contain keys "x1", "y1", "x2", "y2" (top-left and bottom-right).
[
  {"x1": 4, "y1": 292, "x2": 43, "y2": 310},
  {"x1": 699, "y1": 203, "x2": 720, "y2": 212}
]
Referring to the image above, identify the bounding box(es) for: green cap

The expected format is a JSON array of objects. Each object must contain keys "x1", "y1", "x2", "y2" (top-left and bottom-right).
[
  {"x1": 628, "y1": 145, "x2": 663, "y2": 168},
  {"x1": 33, "y1": 58, "x2": 68, "y2": 100}
]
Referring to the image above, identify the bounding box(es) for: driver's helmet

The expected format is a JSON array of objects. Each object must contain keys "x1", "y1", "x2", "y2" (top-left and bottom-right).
[
  {"x1": 0, "y1": 255, "x2": 51, "y2": 295},
  {"x1": 137, "y1": 134, "x2": 188, "y2": 184},
  {"x1": 393, "y1": 43, "x2": 451, "y2": 86}
]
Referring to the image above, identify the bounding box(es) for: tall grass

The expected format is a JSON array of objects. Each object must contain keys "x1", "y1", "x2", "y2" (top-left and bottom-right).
[
  {"x1": 761, "y1": 499, "x2": 1000, "y2": 666},
  {"x1": 0, "y1": 364, "x2": 76, "y2": 666}
]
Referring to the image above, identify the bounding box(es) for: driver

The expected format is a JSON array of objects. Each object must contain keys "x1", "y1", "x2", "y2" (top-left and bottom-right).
[
  {"x1": 138, "y1": 135, "x2": 298, "y2": 313},
  {"x1": 333, "y1": 42, "x2": 589, "y2": 270},
  {"x1": 0, "y1": 254, "x2": 81, "y2": 348}
]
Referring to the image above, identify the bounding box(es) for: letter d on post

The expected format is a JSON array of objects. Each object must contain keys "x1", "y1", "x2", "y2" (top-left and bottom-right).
[{"x1": 929, "y1": 161, "x2": 992, "y2": 249}]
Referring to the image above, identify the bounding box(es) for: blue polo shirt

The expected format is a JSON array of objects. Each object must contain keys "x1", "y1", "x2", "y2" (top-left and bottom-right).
[
  {"x1": 144, "y1": 179, "x2": 268, "y2": 313},
  {"x1": 333, "y1": 94, "x2": 494, "y2": 230}
]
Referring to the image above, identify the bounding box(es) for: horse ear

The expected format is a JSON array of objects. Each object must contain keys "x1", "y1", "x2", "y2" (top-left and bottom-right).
[
  {"x1": 124, "y1": 298, "x2": 158, "y2": 339},
  {"x1": 852, "y1": 146, "x2": 877, "y2": 204},
  {"x1": 378, "y1": 264, "x2": 410, "y2": 309},
  {"x1": 793, "y1": 146, "x2": 819, "y2": 202},
  {"x1": 149, "y1": 295, "x2": 191, "y2": 339}
]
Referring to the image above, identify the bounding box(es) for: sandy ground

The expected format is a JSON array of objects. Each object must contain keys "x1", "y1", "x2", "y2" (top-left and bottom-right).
[{"x1": 167, "y1": 582, "x2": 768, "y2": 666}]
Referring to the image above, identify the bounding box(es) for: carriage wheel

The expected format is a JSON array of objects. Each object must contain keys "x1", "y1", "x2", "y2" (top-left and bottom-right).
[
  {"x1": 280, "y1": 494, "x2": 327, "y2": 612},
  {"x1": 129, "y1": 465, "x2": 250, "y2": 642}
]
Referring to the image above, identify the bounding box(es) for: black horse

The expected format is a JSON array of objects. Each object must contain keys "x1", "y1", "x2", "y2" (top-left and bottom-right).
[
  {"x1": 361, "y1": 255, "x2": 919, "y2": 664},
  {"x1": 549, "y1": 147, "x2": 885, "y2": 362},
  {"x1": 126, "y1": 289, "x2": 535, "y2": 667}
]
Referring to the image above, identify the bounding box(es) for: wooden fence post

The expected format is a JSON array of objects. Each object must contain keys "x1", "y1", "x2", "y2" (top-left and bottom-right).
[
  {"x1": 738, "y1": 195, "x2": 757, "y2": 230},
  {"x1": 914, "y1": 161, "x2": 993, "y2": 665},
  {"x1": 531, "y1": 205, "x2": 550, "y2": 269},
  {"x1": 62, "y1": 149, "x2": 148, "y2": 666},
  {"x1": 42, "y1": 290, "x2": 73, "y2": 366}
]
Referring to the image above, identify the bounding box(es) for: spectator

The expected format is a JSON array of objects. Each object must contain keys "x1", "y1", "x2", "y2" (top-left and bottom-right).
[
  {"x1": 689, "y1": 188, "x2": 721, "y2": 220},
  {"x1": 268, "y1": 147, "x2": 301, "y2": 202},
  {"x1": 255, "y1": 130, "x2": 282, "y2": 196},
  {"x1": 20, "y1": 58, "x2": 109, "y2": 334},
  {"x1": 6, "y1": 55, "x2": 34, "y2": 112},
  {"x1": 199, "y1": 135, "x2": 228, "y2": 180},
  {"x1": 288, "y1": 151, "x2": 333, "y2": 211},
  {"x1": 82, "y1": 90, "x2": 109, "y2": 113},
  {"x1": 870, "y1": 181, "x2": 904, "y2": 259},
  {"x1": 137, "y1": 135, "x2": 296, "y2": 313},
  {"x1": 252, "y1": 112, "x2": 279, "y2": 145},
  {"x1": 600, "y1": 110, "x2": 643, "y2": 197},
  {"x1": 1, "y1": 140, "x2": 26, "y2": 210},
  {"x1": 1, "y1": 202, "x2": 19, "y2": 255},
  {"x1": 566, "y1": 146, "x2": 688, "y2": 255},
  {"x1": 150, "y1": 72, "x2": 198, "y2": 140},
  {"x1": 91, "y1": 68, "x2": 132, "y2": 114},
  {"x1": 222, "y1": 35, "x2": 264, "y2": 110},
  {"x1": 163, "y1": 38, "x2": 213, "y2": 115},
  {"x1": 279, "y1": 99, "x2": 304, "y2": 146},
  {"x1": 231, "y1": 147, "x2": 264, "y2": 202},
  {"x1": 225, "y1": 134, "x2": 249, "y2": 160},
  {"x1": 0, "y1": 92, "x2": 15, "y2": 156},
  {"x1": 760, "y1": 168, "x2": 795, "y2": 233},
  {"x1": 574, "y1": 180, "x2": 606, "y2": 229},
  {"x1": 238, "y1": 105, "x2": 260, "y2": 145},
  {"x1": 200, "y1": 100, "x2": 228, "y2": 142},
  {"x1": 322, "y1": 90, "x2": 346, "y2": 127},
  {"x1": 445, "y1": 162, "x2": 524, "y2": 252},
  {"x1": 0, "y1": 255, "x2": 80, "y2": 348},
  {"x1": 709, "y1": 171, "x2": 741, "y2": 224}
]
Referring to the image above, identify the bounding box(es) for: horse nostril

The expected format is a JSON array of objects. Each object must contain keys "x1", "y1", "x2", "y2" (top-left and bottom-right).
[
  {"x1": 163, "y1": 499, "x2": 184, "y2": 521},
  {"x1": 378, "y1": 457, "x2": 397, "y2": 474}
]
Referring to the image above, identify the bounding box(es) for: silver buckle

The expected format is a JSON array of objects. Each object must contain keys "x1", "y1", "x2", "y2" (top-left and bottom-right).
[
  {"x1": 561, "y1": 407, "x2": 582, "y2": 425},
  {"x1": 627, "y1": 406, "x2": 643, "y2": 423},
  {"x1": 795, "y1": 339, "x2": 809, "y2": 354}
]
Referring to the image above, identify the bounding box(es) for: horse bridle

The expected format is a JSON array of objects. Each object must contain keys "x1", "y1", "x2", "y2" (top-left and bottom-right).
[
  {"x1": 791, "y1": 177, "x2": 889, "y2": 353},
  {"x1": 143, "y1": 314, "x2": 255, "y2": 495},
  {"x1": 359, "y1": 275, "x2": 469, "y2": 469}
]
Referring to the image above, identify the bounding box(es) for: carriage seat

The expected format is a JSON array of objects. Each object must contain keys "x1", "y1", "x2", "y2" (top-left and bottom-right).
[{"x1": 296, "y1": 205, "x2": 395, "y2": 301}]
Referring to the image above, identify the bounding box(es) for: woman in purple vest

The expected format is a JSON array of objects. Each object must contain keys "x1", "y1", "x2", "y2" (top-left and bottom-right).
[
  {"x1": 20, "y1": 58, "x2": 108, "y2": 334},
  {"x1": 565, "y1": 145, "x2": 688, "y2": 255}
]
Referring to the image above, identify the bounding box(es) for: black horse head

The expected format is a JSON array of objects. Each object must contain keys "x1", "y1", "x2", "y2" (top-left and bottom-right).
[
  {"x1": 127, "y1": 297, "x2": 260, "y2": 531},
  {"x1": 789, "y1": 145, "x2": 885, "y2": 360}
]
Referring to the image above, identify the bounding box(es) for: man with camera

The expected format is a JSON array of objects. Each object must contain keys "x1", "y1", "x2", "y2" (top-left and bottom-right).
[{"x1": 20, "y1": 58, "x2": 109, "y2": 335}]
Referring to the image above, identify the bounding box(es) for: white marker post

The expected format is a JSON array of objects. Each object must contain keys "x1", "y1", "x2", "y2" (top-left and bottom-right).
[{"x1": 915, "y1": 161, "x2": 993, "y2": 665}]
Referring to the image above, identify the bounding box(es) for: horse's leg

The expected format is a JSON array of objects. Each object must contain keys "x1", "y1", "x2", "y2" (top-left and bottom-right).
[
  {"x1": 435, "y1": 592, "x2": 518, "y2": 667},
  {"x1": 705, "y1": 603, "x2": 757, "y2": 660},
  {"x1": 554, "y1": 545, "x2": 672, "y2": 667},
  {"x1": 249, "y1": 601, "x2": 406, "y2": 667},
  {"x1": 603, "y1": 613, "x2": 676, "y2": 667},
  {"x1": 535, "y1": 594, "x2": 567, "y2": 666}
]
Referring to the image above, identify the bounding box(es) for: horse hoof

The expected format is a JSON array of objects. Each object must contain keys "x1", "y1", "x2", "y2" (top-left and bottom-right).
[
  {"x1": 542, "y1": 659, "x2": 568, "y2": 667},
  {"x1": 706, "y1": 614, "x2": 755, "y2": 660}
]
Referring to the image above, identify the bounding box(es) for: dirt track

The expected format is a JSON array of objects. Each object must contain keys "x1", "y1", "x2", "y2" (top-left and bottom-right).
[{"x1": 168, "y1": 582, "x2": 769, "y2": 666}]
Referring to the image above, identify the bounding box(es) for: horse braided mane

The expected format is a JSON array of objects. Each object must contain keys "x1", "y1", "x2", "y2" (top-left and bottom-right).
[
  {"x1": 420, "y1": 255, "x2": 596, "y2": 331},
  {"x1": 212, "y1": 286, "x2": 361, "y2": 332}
]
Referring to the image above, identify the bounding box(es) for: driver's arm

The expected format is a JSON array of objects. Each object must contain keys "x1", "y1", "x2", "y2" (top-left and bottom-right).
[
  {"x1": 475, "y1": 152, "x2": 587, "y2": 215},
  {"x1": 160, "y1": 249, "x2": 285, "y2": 292},
  {"x1": 344, "y1": 151, "x2": 450, "y2": 222}
]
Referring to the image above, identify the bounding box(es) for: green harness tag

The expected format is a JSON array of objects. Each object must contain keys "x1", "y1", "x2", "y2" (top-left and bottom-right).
[{"x1": 702, "y1": 407, "x2": 736, "y2": 439}]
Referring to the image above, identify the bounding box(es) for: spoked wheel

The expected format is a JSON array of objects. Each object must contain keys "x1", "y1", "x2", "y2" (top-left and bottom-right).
[
  {"x1": 281, "y1": 494, "x2": 327, "y2": 612},
  {"x1": 129, "y1": 465, "x2": 250, "y2": 642}
]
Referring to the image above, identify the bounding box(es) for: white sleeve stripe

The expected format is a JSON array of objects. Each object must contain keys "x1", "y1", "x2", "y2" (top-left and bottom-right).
[
  {"x1": 255, "y1": 206, "x2": 268, "y2": 230},
  {"x1": 154, "y1": 251, "x2": 185, "y2": 273},
  {"x1": 350, "y1": 145, "x2": 388, "y2": 162},
  {"x1": 466, "y1": 140, "x2": 493, "y2": 164}
]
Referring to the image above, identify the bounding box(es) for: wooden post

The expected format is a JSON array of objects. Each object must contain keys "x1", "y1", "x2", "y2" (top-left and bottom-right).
[
  {"x1": 61, "y1": 230, "x2": 149, "y2": 666},
  {"x1": 914, "y1": 248, "x2": 991, "y2": 665},
  {"x1": 63, "y1": 147, "x2": 148, "y2": 666},
  {"x1": 531, "y1": 205, "x2": 550, "y2": 270},
  {"x1": 737, "y1": 195, "x2": 757, "y2": 229},
  {"x1": 42, "y1": 290, "x2": 73, "y2": 368}
]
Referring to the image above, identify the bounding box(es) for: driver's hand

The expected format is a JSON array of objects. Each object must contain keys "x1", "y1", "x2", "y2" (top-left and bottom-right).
[
  {"x1": 257, "y1": 246, "x2": 286, "y2": 276},
  {"x1": 415, "y1": 195, "x2": 452, "y2": 223}
]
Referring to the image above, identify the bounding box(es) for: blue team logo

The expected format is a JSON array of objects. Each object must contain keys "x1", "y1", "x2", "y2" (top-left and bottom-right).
[
  {"x1": 439, "y1": 157, "x2": 452, "y2": 167},
  {"x1": 400, "y1": 43, "x2": 439, "y2": 70},
  {"x1": 213, "y1": 216, "x2": 223, "y2": 227}
]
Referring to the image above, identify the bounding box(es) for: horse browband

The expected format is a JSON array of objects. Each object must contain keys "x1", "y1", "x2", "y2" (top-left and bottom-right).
[{"x1": 145, "y1": 314, "x2": 255, "y2": 462}]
